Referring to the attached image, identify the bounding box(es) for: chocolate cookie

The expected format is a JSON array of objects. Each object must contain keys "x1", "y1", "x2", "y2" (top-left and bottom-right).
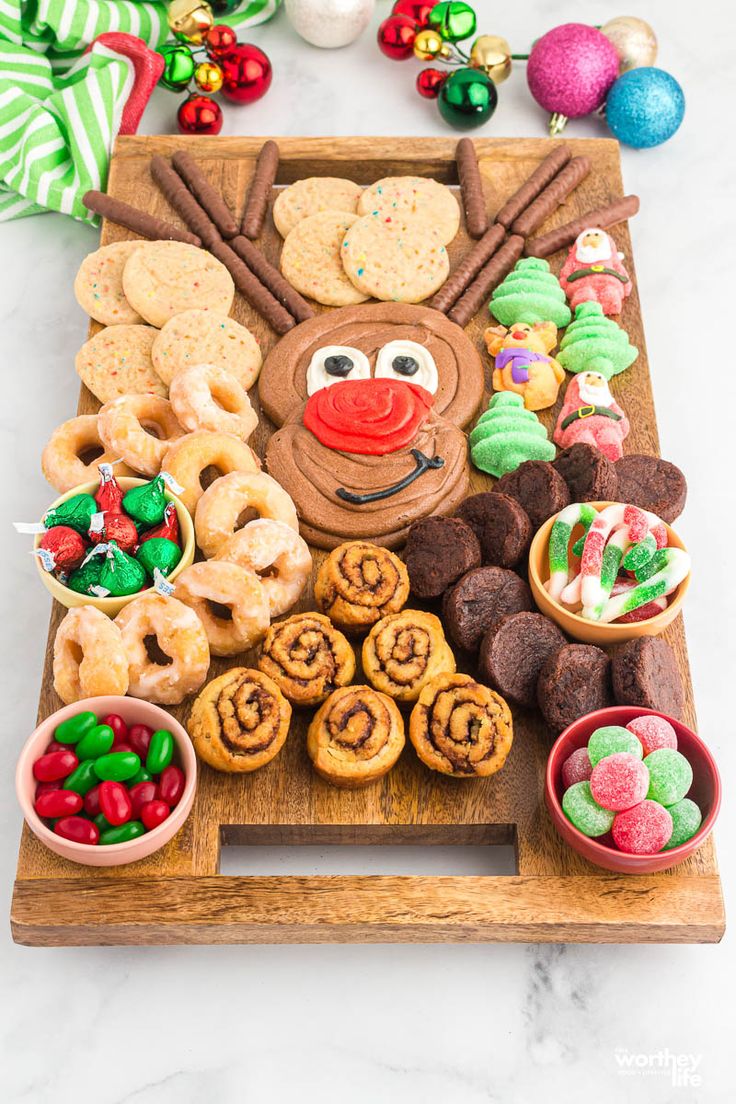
[
  {"x1": 405, "y1": 516, "x2": 481, "y2": 599},
  {"x1": 552, "y1": 443, "x2": 618, "y2": 503},
  {"x1": 614, "y1": 455, "x2": 687, "y2": 523},
  {"x1": 493, "y1": 460, "x2": 570, "y2": 531},
  {"x1": 443, "y1": 566, "x2": 533, "y2": 652},
  {"x1": 537, "y1": 643, "x2": 614, "y2": 734},
  {"x1": 611, "y1": 636, "x2": 684, "y2": 719},
  {"x1": 455, "y1": 492, "x2": 532, "y2": 569},
  {"x1": 479, "y1": 611, "x2": 567, "y2": 709}
]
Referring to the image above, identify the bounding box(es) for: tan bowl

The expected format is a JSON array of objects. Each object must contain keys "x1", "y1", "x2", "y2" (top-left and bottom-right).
[
  {"x1": 35, "y1": 477, "x2": 195, "y2": 618},
  {"x1": 528, "y1": 501, "x2": 690, "y2": 646}
]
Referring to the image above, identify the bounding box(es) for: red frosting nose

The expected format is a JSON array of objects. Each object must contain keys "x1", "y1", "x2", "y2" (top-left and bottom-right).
[{"x1": 303, "y1": 378, "x2": 434, "y2": 455}]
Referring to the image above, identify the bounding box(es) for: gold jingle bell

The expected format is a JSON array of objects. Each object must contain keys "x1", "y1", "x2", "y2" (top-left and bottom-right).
[
  {"x1": 194, "y1": 60, "x2": 223, "y2": 94},
  {"x1": 601, "y1": 16, "x2": 658, "y2": 73},
  {"x1": 469, "y1": 34, "x2": 512, "y2": 85},
  {"x1": 414, "y1": 27, "x2": 444, "y2": 61},
  {"x1": 168, "y1": 0, "x2": 214, "y2": 46}
]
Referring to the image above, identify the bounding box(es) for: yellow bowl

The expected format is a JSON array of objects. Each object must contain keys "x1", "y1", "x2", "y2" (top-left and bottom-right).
[
  {"x1": 528, "y1": 501, "x2": 690, "y2": 646},
  {"x1": 35, "y1": 477, "x2": 195, "y2": 617}
]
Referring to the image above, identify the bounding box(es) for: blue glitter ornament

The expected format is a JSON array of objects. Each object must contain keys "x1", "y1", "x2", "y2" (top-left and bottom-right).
[{"x1": 605, "y1": 67, "x2": 685, "y2": 148}]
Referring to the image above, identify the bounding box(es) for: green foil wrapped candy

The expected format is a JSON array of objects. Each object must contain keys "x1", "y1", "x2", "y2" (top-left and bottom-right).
[
  {"x1": 122, "y1": 476, "x2": 168, "y2": 527},
  {"x1": 97, "y1": 540, "x2": 147, "y2": 597},
  {"x1": 136, "y1": 537, "x2": 182, "y2": 579},
  {"x1": 557, "y1": 301, "x2": 638, "y2": 379},
  {"x1": 43, "y1": 493, "x2": 97, "y2": 536},
  {"x1": 469, "y1": 392, "x2": 555, "y2": 478},
  {"x1": 66, "y1": 557, "x2": 105, "y2": 595},
  {"x1": 490, "y1": 257, "x2": 572, "y2": 328}
]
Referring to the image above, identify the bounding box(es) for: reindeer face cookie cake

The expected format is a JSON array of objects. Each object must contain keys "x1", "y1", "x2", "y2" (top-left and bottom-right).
[{"x1": 259, "y1": 303, "x2": 484, "y2": 549}]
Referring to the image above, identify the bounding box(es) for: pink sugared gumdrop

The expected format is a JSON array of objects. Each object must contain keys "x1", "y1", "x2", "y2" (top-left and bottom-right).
[
  {"x1": 612, "y1": 800, "x2": 673, "y2": 854},
  {"x1": 590, "y1": 752, "x2": 650, "y2": 812},
  {"x1": 562, "y1": 746, "x2": 593, "y2": 789},
  {"x1": 626, "y1": 715, "x2": 678, "y2": 757}
]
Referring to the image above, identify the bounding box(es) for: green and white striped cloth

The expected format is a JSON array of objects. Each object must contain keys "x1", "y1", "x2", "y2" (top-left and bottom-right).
[{"x1": 0, "y1": 0, "x2": 281, "y2": 222}]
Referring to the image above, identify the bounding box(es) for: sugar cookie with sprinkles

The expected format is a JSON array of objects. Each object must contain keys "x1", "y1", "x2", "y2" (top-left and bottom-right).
[
  {"x1": 341, "y1": 215, "x2": 449, "y2": 303},
  {"x1": 75, "y1": 325, "x2": 165, "y2": 402},
  {"x1": 281, "y1": 211, "x2": 369, "y2": 307},
  {"x1": 151, "y1": 309, "x2": 262, "y2": 388},
  {"x1": 357, "y1": 176, "x2": 460, "y2": 245},
  {"x1": 122, "y1": 240, "x2": 234, "y2": 329},
  {"x1": 74, "y1": 240, "x2": 144, "y2": 326},
  {"x1": 273, "y1": 176, "x2": 363, "y2": 238}
]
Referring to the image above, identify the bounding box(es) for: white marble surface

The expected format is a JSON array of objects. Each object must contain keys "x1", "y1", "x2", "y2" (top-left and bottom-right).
[{"x1": 1, "y1": 2, "x2": 734, "y2": 1101}]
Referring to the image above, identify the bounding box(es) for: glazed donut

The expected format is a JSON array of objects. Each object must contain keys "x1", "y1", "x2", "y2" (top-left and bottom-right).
[
  {"x1": 169, "y1": 363, "x2": 258, "y2": 441},
  {"x1": 115, "y1": 592, "x2": 210, "y2": 704},
  {"x1": 173, "y1": 560, "x2": 270, "y2": 657},
  {"x1": 53, "y1": 605, "x2": 129, "y2": 704},
  {"x1": 41, "y1": 415, "x2": 135, "y2": 493},
  {"x1": 195, "y1": 470, "x2": 299, "y2": 559},
  {"x1": 98, "y1": 395, "x2": 185, "y2": 478},
  {"x1": 214, "y1": 519, "x2": 312, "y2": 616},
  {"x1": 161, "y1": 430, "x2": 261, "y2": 515}
]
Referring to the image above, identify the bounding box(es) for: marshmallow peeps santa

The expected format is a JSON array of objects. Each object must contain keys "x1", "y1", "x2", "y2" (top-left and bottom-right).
[
  {"x1": 484, "y1": 320, "x2": 565, "y2": 411},
  {"x1": 554, "y1": 371, "x2": 630, "y2": 461},
  {"x1": 559, "y1": 227, "x2": 632, "y2": 316}
]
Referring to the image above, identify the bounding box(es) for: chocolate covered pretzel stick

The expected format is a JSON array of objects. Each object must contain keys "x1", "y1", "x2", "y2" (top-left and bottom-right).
[
  {"x1": 510, "y1": 156, "x2": 592, "y2": 237},
  {"x1": 427, "y1": 223, "x2": 505, "y2": 314},
  {"x1": 241, "y1": 140, "x2": 279, "y2": 239},
  {"x1": 150, "y1": 155, "x2": 221, "y2": 250},
  {"x1": 447, "y1": 235, "x2": 524, "y2": 329},
  {"x1": 82, "y1": 191, "x2": 202, "y2": 246},
  {"x1": 210, "y1": 240, "x2": 295, "y2": 334},
  {"x1": 230, "y1": 235, "x2": 314, "y2": 323},
  {"x1": 456, "y1": 138, "x2": 488, "y2": 239},
  {"x1": 524, "y1": 195, "x2": 641, "y2": 257},
  {"x1": 171, "y1": 149, "x2": 239, "y2": 238},
  {"x1": 494, "y1": 145, "x2": 571, "y2": 228}
]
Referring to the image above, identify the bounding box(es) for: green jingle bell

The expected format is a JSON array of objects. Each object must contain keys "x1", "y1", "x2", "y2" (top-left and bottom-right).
[
  {"x1": 428, "y1": 2, "x2": 477, "y2": 44},
  {"x1": 97, "y1": 540, "x2": 147, "y2": 597},
  {"x1": 43, "y1": 493, "x2": 97, "y2": 536},
  {"x1": 158, "y1": 43, "x2": 196, "y2": 91},
  {"x1": 438, "y1": 67, "x2": 497, "y2": 129},
  {"x1": 136, "y1": 537, "x2": 182, "y2": 579},
  {"x1": 122, "y1": 476, "x2": 169, "y2": 528},
  {"x1": 66, "y1": 556, "x2": 105, "y2": 595}
]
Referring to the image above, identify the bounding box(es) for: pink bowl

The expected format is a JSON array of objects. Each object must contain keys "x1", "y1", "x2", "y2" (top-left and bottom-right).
[
  {"x1": 16, "y1": 696, "x2": 197, "y2": 867},
  {"x1": 545, "y1": 706, "x2": 721, "y2": 874}
]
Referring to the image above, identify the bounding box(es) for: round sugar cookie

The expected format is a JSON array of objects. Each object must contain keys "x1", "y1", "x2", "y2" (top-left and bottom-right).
[
  {"x1": 281, "y1": 211, "x2": 369, "y2": 307},
  {"x1": 122, "y1": 240, "x2": 234, "y2": 328},
  {"x1": 74, "y1": 240, "x2": 144, "y2": 325},
  {"x1": 273, "y1": 176, "x2": 362, "y2": 238},
  {"x1": 152, "y1": 308, "x2": 262, "y2": 388},
  {"x1": 341, "y1": 215, "x2": 449, "y2": 303},
  {"x1": 358, "y1": 176, "x2": 460, "y2": 245},
  {"x1": 75, "y1": 325, "x2": 165, "y2": 402}
]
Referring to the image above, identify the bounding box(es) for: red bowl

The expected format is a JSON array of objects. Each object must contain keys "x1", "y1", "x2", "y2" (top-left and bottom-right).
[{"x1": 545, "y1": 706, "x2": 721, "y2": 874}]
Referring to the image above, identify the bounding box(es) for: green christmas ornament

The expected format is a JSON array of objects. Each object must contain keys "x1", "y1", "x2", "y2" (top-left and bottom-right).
[
  {"x1": 43, "y1": 493, "x2": 97, "y2": 536},
  {"x1": 438, "y1": 66, "x2": 497, "y2": 130},
  {"x1": 557, "y1": 301, "x2": 638, "y2": 380},
  {"x1": 136, "y1": 537, "x2": 182, "y2": 579},
  {"x1": 468, "y1": 392, "x2": 555, "y2": 478},
  {"x1": 66, "y1": 557, "x2": 105, "y2": 595},
  {"x1": 490, "y1": 258, "x2": 572, "y2": 328},
  {"x1": 97, "y1": 540, "x2": 147, "y2": 597},
  {"x1": 158, "y1": 43, "x2": 196, "y2": 91},
  {"x1": 123, "y1": 476, "x2": 168, "y2": 527},
  {"x1": 428, "y1": 2, "x2": 477, "y2": 43}
]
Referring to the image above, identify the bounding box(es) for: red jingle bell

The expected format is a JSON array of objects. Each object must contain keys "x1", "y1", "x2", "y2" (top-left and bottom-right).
[
  {"x1": 219, "y1": 43, "x2": 272, "y2": 104},
  {"x1": 177, "y1": 94, "x2": 223, "y2": 134},
  {"x1": 377, "y1": 14, "x2": 418, "y2": 60},
  {"x1": 416, "y1": 67, "x2": 447, "y2": 98},
  {"x1": 392, "y1": 1, "x2": 433, "y2": 26},
  {"x1": 205, "y1": 23, "x2": 238, "y2": 57}
]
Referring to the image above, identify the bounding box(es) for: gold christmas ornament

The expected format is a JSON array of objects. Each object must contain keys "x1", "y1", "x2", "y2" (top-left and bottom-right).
[
  {"x1": 469, "y1": 34, "x2": 512, "y2": 84},
  {"x1": 168, "y1": 0, "x2": 214, "y2": 46},
  {"x1": 601, "y1": 16, "x2": 658, "y2": 73},
  {"x1": 194, "y1": 60, "x2": 224, "y2": 94},
  {"x1": 414, "y1": 27, "x2": 445, "y2": 61}
]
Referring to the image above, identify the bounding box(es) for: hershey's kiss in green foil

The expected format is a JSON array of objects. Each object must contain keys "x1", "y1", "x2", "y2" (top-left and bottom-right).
[
  {"x1": 136, "y1": 537, "x2": 182, "y2": 579},
  {"x1": 158, "y1": 43, "x2": 196, "y2": 91},
  {"x1": 122, "y1": 476, "x2": 170, "y2": 527},
  {"x1": 66, "y1": 557, "x2": 105, "y2": 595},
  {"x1": 43, "y1": 493, "x2": 97, "y2": 536},
  {"x1": 438, "y1": 66, "x2": 497, "y2": 130},
  {"x1": 428, "y1": 2, "x2": 477, "y2": 43},
  {"x1": 97, "y1": 540, "x2": 147, "y2": 597}
]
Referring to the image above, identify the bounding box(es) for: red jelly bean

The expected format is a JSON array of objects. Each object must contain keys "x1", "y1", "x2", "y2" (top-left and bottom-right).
[
  {"x1": 561, "y1": 748, "x2": 592, "y2": 789},
  {"x1": 83, "y1": 783, "x2": 102, "y2": 817},
  {"x1": 101, "y1": 713, "x2": 129, "y2": 745},
  {"x1": 109, "y1": 743, "x2": 134, "y2": 755},
  {"x1": 590, "y1": 752, "x2": 649, "y2": 812},
  {"x1": 140, "y1": 800, "x2": 170, "y2": 831},
  {"x1": 612, "y1": 800, "x2": 673, "y2": 854},
  {"x1": 98, "y1": 780, "x2": 133, "y2": 827},
  {"x1": 33, "y1": 749, "x2": 78, "y2": 782},
  {"x1": 128, "y1": 780, "x2": 158, "y2": 818},
  {"x1": 45, "y1": 740, "x2": 67, "y2": 753},
  {"x1": 54, "y1": 816, "x2": 100, "y2": 845},
  {"x1": 128, "y1": 723, "x2": 153, "y2": 760},
  {"x1": 158, "y1": 765, "x2": 185, "y2": 807},
  {"x1": 34, "y1": 788, "x2": 83, "y2": 819},
  {"x1": 35, "y1": 780, "x2": 62, "y2": 796}
]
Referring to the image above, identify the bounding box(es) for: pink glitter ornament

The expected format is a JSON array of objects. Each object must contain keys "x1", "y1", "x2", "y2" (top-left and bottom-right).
[
  {"x1": 527, "y1": 23, "x2": 620, "y2": 135},
  {"x1": 626, "y1": 715, "x2": 678, "y2": 757},
  {"x1": 561, "y1": 746, "x2": 593, "y2": 789}
]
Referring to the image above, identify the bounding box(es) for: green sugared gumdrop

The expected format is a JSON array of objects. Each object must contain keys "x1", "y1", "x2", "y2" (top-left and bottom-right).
[
  {"x1": 468, "y1": 391, "x2": 555, "y2": 478},
  {"x1": 644, "y1": 748, "x2": 693, "y2": 806},
  {"x1": 557, "y1": 301, "x2": 638, "y2": 379},
  {"x1": 562, "y1": 781, "x2": 615, "y2": 837},
  {"x1": 662, "y1": 797, "x2": 702, "y2": 849},
  {"x1": 588, "y1": 725, "x2": 643, "y2": 767}
]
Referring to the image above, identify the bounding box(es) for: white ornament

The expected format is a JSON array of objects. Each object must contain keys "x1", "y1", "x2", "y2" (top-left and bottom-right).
[{"x1": 285, "y1": 0, "x2": 375, "y2": 49}]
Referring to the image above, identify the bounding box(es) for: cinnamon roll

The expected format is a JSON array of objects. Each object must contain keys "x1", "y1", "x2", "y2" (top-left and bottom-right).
[
  {"x1": 314, "y1": 540, "x2": 410, "y2": 634},
  {"x1": 307, "y1": 685, "x2": 405, "y2": 788},
  {"x1": 188, "y1": 667, "x2": 291, "y2": 773},
  {"x1": 409, "y1": 673, "x2": 513, "y2": 778},
  {"x1": 257, "y1": 612, "x2": 356, "y2": 707},
  {"x1": 362, "y1": 610, "x2": 456, "y2": 703}
]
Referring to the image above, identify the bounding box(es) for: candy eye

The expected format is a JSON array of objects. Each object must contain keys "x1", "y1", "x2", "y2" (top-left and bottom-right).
[
  {"x1": 306, "y1": 345, "x2": 371, "y2": 395},
  {"x1": 375, "y1": 340, "x2": 438, "y2": 394}
]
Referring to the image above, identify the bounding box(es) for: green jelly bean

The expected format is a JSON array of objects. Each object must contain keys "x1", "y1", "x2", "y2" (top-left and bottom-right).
[
  {"x1": 75, "y1": 724, "x2": 114, "y2": 761},
  {"x1": 99, "y1": 821, "x2": 145, "y2": 845},
  {"x1": 64, "y1": 759, "x2": 100, "y2": 796},
  {"x1": 146, "y1": 729, "x2": 174, "y2": 775},
  {"x1": 94, "y1": 813, "x2": 112, "y2": 832},
  {"x1": 93, "y1": 751, "x2": 141, "y2": 782},
  {"x1": 54, "y1": 711, "x2": 97, "y2": 745},
  {"x1": 128, "y1": 766, "x2": 152, "y2": 785}
]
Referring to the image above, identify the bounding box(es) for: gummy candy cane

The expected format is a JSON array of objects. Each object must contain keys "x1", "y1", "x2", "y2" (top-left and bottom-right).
[
  {"x1": 598, "y1": 547, "x2": 691, "y2": 623},
  {"x1": 562, "y1": 505, "x2": 661, "y2": 611},
  {"x1": 546, "y1": 502, "x2": 598, "y2": 600}
]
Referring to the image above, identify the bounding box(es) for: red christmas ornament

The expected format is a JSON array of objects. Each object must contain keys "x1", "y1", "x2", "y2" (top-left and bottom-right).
[
  {"x1": 205, "y1": 23, "x2": 238, "y2": 57},
  {"x1": 37, "y1": 527, "x2": 87, "y2": 573},
  {"x1": 392, "y1": 1, "x2": 433, "y2": 26},
  {"x1": 177, "y1": 94, "x2": 223, "y2": 134},
  {"x1": 89, "y1": 512, "x2": 139, "y2": 554},
  {"x1": 377, "y1": 14, "x2": 418, "y2": 60},
  {"x1": 219, "y1": 43, "x2": 272, "y2": 104},
  {"x1": 138, "y1": 502, "x2": 180, "y2": 546},
  {"x1": 94, "y1": 466, "x2": 124, "y2": 514},
  {"x1": 416, "y1": 67, "x2": 447, "y2": 98}
]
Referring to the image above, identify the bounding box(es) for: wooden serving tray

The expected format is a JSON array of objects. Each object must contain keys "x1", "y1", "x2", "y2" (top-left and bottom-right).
[{"x1": 11, "y1": 136, "x2": 725, "y2": 945}]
